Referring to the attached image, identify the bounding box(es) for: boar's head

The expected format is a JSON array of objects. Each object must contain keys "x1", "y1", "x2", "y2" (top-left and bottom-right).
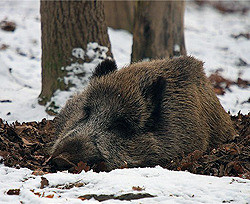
[{"x1": 51, "y1": 59, "x2": 167, "y2": 171}]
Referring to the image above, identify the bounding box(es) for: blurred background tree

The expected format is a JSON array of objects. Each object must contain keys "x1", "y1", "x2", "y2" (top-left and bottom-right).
[
  {"x1": 104, "y1": 1, "x2": 134, "y2": 33},
  {"x1": 104, "y1": 1, "x2": 186, "y2": 62},
  {"x1": 131, "y1": 1, "x2": 186, "y2": 62}
]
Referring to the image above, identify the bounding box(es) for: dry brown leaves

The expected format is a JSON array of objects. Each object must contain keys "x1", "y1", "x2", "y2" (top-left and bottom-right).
[
  {"x1": 194, "y1": 0, "x2": 249, "y2": 14},
  {"x1": 55, "y1": 182, "x2": 85, "y2": 190},
  {"x1": 0, "y1": 44, "x2": 9, "y2": 51},
  {"x1": 0, "y1": 113, "x2": 249, "y2": 179},
  {"x1": 7, "y1": 189, "x2": 20, "y2": 195},
  {"x1": 208, "y1": 73, "x2": 232, "y2": 95},
  {"x1": 166, "y1": 113, "x2": 250, "y2": 179},
  {"x1": 69, "y1": 161, "x2": 90, "y2": 174},
  {"x1": 67, "y1": 161, "x2": 110, "y2": 173},
  {"x1": 0, "y1": 118, "x2": 56, "y2": 172},
  {"x1": 132, "y1": 186, "x2": 145, "y2": 191},
  {"x1": 30, "y1": 189, "x2": 55, "y2": 198},
  {"x1": 40, "y1": 177, "x2": 49, "y2": 189},
  {"x1": 32, "y1": 169, "x2": 47, "y2": 176},
  {"x1": 0, "y1": 20, "x2": 16, "y2": 32},
  {"x1": 208, "y1": 72, "x2": 249, "y2": 95}
]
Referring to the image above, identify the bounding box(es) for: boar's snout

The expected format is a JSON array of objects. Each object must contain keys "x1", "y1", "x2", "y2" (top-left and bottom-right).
[
  {"x1": 50, "y1": 138, "x2": 82, "y2": 170},
  {"x1": 50, "y1": 130, "x2": 105, "y2": 171}
]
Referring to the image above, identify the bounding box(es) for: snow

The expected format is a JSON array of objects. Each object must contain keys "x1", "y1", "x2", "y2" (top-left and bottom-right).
[
  {"x1": 108, "y1": 28, "x2": 133, "y2": 68},
  {"x1": 218, "y1": 85, "x2": 250, "y2": 114},
  {"x1": 46, "y1": 42, "x2": 110, "y2": 113},
  {"x1": 184, "y1": 3, "x2": 250, "y2": 114},
  {"x1": 1, "y1": 164, "x2": 249, "y2": 203},
  {"x1": 0, "y1": 0, "x2": 48, "y2": 122},
  {"x1": 185, "y1": 4, "x2": 250, "y2": 81},
  {"x1": 72, "y1": 48, "x2": 85, "y2": 60},
  {"x1": 0, "y1": 1, "x2": 249, "y2": 203},
  {"x1": 0, "y1": 1, "x2": 249, "y2": 122}
]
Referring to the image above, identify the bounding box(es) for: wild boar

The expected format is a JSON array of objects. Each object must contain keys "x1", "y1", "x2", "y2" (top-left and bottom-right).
[{"x1": 50, "y1": 56, "x2": 236, "y2": 171}]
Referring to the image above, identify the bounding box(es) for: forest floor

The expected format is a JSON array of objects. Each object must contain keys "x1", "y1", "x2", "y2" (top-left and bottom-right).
[
  {"x1": 0, "y1": 1, "x2": 249, "y2": 203},
  {"x1": 0, "y1": 113, "x2": 249, "y2": 178},
  {"x1": 0, "y1": 113, "x2": 249, "y2": 203}
]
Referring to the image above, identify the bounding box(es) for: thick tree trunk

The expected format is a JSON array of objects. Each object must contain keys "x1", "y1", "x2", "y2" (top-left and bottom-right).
[
  {"x1": 131, "y1": 1, "x2": 186, "y2": 62},
  {"x1": 39, "y1": 0, "x2": 112, "y2": 107},
  {"x1": 104, "y1": 1, "x2": 135, "y2": 33}
]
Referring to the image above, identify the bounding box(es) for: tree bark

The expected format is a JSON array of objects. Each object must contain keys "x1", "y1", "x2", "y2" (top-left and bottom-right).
[
  {"x1": 39, "y1": 0, "x2": 112, "y2": 106},
  {"x1": 131, "y1": 1, "x2": 186, "y2": 62},
  {"x1": 104, "y1": 1, "x2": 135, "y2": 33}
]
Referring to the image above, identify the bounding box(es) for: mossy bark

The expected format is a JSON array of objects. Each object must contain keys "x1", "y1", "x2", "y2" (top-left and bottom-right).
[
  {"x1": 131, "y1": 1, "x2": 186, "y2": 62},
  {"x1": 39, "y1": 0, "x2": 112, "y2": 105}
]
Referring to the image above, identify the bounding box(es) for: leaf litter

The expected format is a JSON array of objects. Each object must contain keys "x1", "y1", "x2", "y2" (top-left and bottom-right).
[{"x1": 0, "y1": 112, "x2": 249, "y2": 178}]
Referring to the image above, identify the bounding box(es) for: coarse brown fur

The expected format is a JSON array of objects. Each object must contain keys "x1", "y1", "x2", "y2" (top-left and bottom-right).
[{"x1": 51, "y1": 56, "x2": 236, "y2": 171}]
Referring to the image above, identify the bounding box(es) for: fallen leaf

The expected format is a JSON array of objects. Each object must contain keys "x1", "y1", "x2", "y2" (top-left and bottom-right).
[
  {"x1": 34, "y1": 192, "x2": 41, "y2": 197},
  {"x1": 7, "y1": 189, "x2": 20, "y2": 195},
  {"x1": 75, "y1": 183, "x2": 84, "y2": 187},
  {"x1": 237, "y1": 78, "x2": 249, "y2": 88},
  {"x1": 32, "y1": 169, "x2": 46, "y2": 176},
  {"x1": 132, "y1": 186, "x2": 145, "y2": 191},
  {"x1": 0, "y1": 20, "x2": 16, "y2": 32},
  {"x1": 70, "y1": 161, "x2": 90, "y2": 174},
  {"x1": 22, "y1": 137, "x2": 35, "y2": 146},
  {"x1": 40, "y1": 177, "x2": 49, "y2": 189},
  {"x1": 0, "y1": 44, "x2": 9, "y2": 50},
  {"x1": 45, "y1": 194, "x2": 54, "y2": 198},
  {"x1": 78, "y1": 196, "x2": 87, "y2": 201}
]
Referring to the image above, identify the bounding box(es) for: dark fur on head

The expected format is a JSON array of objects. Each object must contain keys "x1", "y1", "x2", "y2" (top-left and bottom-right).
[{"x1": 91, "y1": 59, "x2": 117, "y2": 79}]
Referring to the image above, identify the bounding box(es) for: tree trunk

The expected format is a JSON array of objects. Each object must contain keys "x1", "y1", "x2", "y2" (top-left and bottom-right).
[
  {"x1": 131, "y1": 1, "x2": 186, "y2": 62},
  {"x1": 39, "y1": 0, "x2": 112, "y2": 108},
  {"x1": 104, "y1": 1, "x2": 135, "y2": 33}
]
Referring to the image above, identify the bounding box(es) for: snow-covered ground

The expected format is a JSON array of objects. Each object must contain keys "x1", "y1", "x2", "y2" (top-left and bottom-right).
[
  {"x1": 0, "y1": 1, "x2": 249, "y2": 203},
  {"x1": 185, "y1": 2, "x2": 250, "y2": 114},
  {"x1": 1, "y1": 164, "x2": 249, "y2": 204}
]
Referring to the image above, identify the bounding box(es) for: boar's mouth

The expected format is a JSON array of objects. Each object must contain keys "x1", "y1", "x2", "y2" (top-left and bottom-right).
[
  {"x1": 48, "y1": 153, "x2": 108, "y2": 172},
  {"x1": 52, "y1": 153, "x2": 77, "y2": 171}
]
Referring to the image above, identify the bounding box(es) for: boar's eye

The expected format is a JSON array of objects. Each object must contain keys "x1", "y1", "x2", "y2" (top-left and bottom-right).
[{"x1": 111, "y1": 118, "x2": 133, "y2": 137}]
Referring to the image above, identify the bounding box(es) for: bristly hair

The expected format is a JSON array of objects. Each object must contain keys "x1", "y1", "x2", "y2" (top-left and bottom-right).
[
  {"x1": 143, "y1": 76, "x2": 166, "y2": 131},
  {"x1": 91, "y1": 59, "x2": 117, "y2": 79}
]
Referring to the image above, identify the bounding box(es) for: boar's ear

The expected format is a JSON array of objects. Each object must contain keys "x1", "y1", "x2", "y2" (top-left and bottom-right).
[
  {"x1": 142, "y1": 76, "x2": 166, "y2": 130},
  {"x1": 91, "y1": 59, "x2": 117, "y2": 79}
]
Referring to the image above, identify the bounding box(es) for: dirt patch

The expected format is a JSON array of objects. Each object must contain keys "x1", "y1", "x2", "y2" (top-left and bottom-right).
[{"x1": 0, "y1": 113, "x2": 249, "y2": 178}]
